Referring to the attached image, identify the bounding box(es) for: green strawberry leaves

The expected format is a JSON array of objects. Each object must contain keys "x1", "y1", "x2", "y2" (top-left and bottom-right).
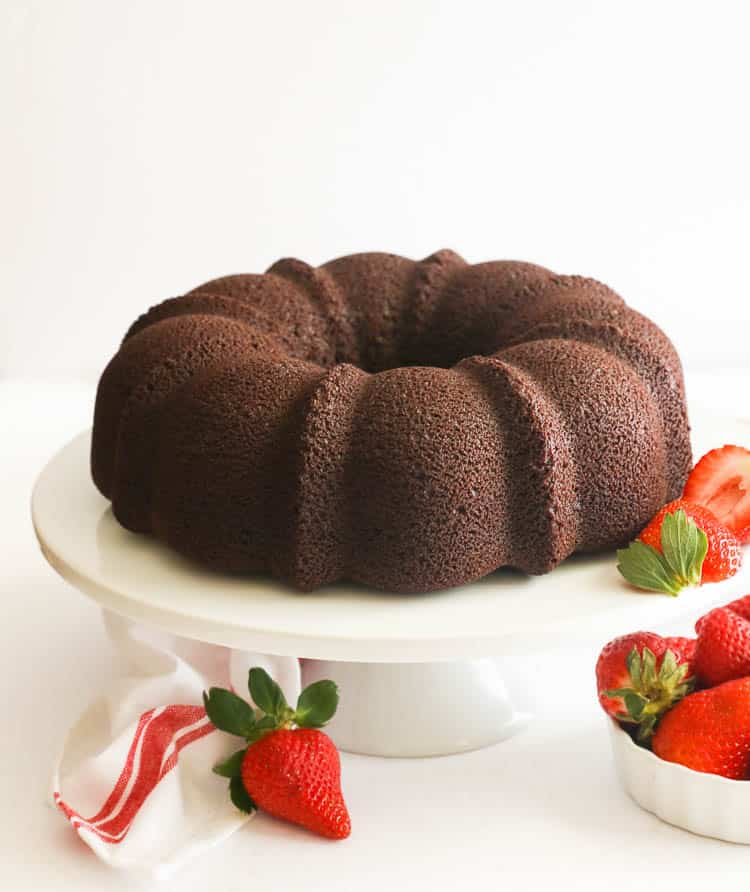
[
  {"x1": 249, "y1": 667, "x2": 290, "y2": 720},
  {"x1": 250, "y1": 714, "x2": 279, "y2": 736},
  {"x1": 229, "y1": 775, "x2": 257, "y2": 814},
  {"x1": 627, "y1": 645, "x2": 644, "y2": 687},
  {"x1": 661, "y1": 509, "x2": 707, "y2": 587},
  {"x1": 622, "y1": 690, "x2": 647, "y2": 722},
  {"x1": 617, "y1": 509, "x2": 708, "y2": 595},
  {"x1": 213, "y1": 744, "x2": 256, "y2": 813},
  {"x1": 296, "y1": 680, "x2": 339, "y2": 728},
  {"x1": 203, "y1": 688, "x2": 256, "y2": 737},
  {"x1": 213, "y1": 748, "x2": 247, "y2": 778},
  {"x1": 204, "y1": 666, "x2": 341, "y2": 811},
  {"x1": 604, "y1": 645, "x2": 695, "y2": 743},
  {"x1": 617, "y1": 541, "x2": 683, "y2": 595},
  {"x1": 213, "y1": 745, "x2": 256, "y2": 812}
]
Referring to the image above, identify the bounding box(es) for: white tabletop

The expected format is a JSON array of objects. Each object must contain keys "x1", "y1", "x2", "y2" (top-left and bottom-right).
[{"x1": 3, "y1": 373, "x2": 750, "y2": 891}]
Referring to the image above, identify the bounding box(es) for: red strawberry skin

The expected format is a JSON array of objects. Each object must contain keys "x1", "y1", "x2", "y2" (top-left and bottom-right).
[
  {"x1": 664, "y1": 636, "x2": 697, "y2": 665},
  {"x1": 652, "y1": 677, "x2": 750, "y2": 779},
  {"x1": 683, "y1": 445, "x2": 750, "y2": 541},
  {"x1": 241, "y1": 728, "x2": 350, "y2": 840},
  {"x1": 700, "y1": 531, "x2": 744, "y2": 583},
  {"x1": 695, "y1": 596, "x2": 750, "y2": 637},
  {"x1": 694, "y1": 595, "x2": 750, "y2": 687},
  {"x1": 716, "y1": 593, "x2": 750, "y2": 623},
  {"x1": 595, "y1": 632, "x2": 693, "y2": 718},
  {"x1": 694, "y1": 608, "x2": 750, "y2": 687},
  {"x1": 638, "y1": 498, "x2": 742, "y2": 584}
]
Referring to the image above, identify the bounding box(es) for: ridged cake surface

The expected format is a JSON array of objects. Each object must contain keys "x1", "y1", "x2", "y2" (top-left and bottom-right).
[{"x1": 91, "y1": 250, "x2": 691, "y2": 593}]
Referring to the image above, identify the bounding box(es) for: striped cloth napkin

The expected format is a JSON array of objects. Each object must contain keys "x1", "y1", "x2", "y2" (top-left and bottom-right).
[{"x1": 52, "y1": 610, "x2": 301, "y2": 879}]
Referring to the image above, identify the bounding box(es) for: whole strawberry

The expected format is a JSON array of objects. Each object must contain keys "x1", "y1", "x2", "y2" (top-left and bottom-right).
[
  {"x1": 652, "y1": 677, "x2": 750, "y2": 779},
  {"x1": 638, "y1": 500, "x2": 719, "y2": 566},
  {"x1": 617, "y1": 500, "x2": 742, "y2": 594},
  {"x1": 694, "y1": 594, "x2": 750, "y2": 687},
  {"x1": 640, "y1": 498, "x2": 743, "y2": 584},
  {"x1": 596, "y1": 632, "x2": 695, "y2": 741},
  {"x1": 203, "y1": 668, "x2": 351, "y2": 840},
  {"x1": 697, "y1": 593, "x2": 750, "y2": 632},
  {"x1": 682, "y1": 445, "x2": 750, "y2": 544},
  {"x1": 242, "y1": 728, "x2": 348, "y2": 839}
]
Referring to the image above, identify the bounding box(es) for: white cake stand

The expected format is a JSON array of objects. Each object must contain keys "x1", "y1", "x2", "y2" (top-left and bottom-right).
[{"x1": 32, "y1": 412, "x2": 750, "y2": 757}]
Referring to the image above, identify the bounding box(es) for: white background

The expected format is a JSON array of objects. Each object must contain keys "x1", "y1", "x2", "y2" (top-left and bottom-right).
[
  {"x1": 3, "y1": 3, "x2": 750, "y2": 890},
  {"x1": 2, "y1": 0, "x2": 750, "y2": 380}
]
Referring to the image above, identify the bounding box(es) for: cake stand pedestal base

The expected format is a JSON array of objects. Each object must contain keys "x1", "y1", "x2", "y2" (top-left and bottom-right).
[{"x1": 302, "y1": 658, "x2": 530, "y2": 757}]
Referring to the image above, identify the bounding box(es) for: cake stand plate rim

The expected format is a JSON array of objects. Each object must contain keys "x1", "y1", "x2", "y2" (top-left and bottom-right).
[{"x1": 31, "y1": 413, "x2": 750, "y2": 663}]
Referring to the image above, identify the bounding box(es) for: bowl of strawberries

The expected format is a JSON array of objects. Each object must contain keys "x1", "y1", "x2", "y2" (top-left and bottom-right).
[
  {"x1": 598, "y1": 444, "x2": 750, "y2": 843},
  {"x1": 600, "y1": 599, "x2": 750, "y2": 844}
]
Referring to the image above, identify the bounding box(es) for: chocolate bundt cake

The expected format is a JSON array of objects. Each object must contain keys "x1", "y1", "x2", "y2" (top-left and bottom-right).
[{"x1": 91, "y1": 250, "x2": 691, "y2": 593}]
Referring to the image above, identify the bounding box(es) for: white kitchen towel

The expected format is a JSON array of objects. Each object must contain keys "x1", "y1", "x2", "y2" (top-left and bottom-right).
[{"x1": 52, "y1": 609, "x2": 301, "y2": 879}]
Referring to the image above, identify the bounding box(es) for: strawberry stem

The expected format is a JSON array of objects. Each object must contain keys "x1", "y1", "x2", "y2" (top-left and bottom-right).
[{"x1": 602, "y1": 647, "x2": 694, "y2": 741}]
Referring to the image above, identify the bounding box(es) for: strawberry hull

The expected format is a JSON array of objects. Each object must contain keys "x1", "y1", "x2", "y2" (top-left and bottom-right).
[{"x1": 608, "y1": 719, "x2": 750, "y2": 844}]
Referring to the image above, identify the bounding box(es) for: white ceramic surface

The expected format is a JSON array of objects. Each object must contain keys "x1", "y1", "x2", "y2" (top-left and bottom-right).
[
  {"x1": 302, "y1": 657, "x2": 530, "y2": 756},
  {"x1": 30, "y1": 412, "x2": 750, "y2": 664},
  {"x1": 608, "y1": 720, "x2": 750, "y2": 844}
]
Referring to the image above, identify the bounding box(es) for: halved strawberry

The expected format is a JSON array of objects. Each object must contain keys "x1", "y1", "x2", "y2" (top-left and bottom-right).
[{"x1": 683, "y1": 445, "x2": 750, "y2": 544}]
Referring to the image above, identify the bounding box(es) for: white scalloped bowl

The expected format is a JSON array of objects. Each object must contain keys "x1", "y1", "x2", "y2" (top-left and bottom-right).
[{"x1": 608, "y1": 718, "x2": 750, "y2": 844}]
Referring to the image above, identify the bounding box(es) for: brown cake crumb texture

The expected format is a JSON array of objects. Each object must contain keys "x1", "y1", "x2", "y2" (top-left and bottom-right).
[{"x1": 91, "y1": 250, "x2": 692, "y2": 593}]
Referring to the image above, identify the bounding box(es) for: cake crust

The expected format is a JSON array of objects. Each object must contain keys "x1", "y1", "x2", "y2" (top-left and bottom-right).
[{"x1": 91, "y1": 251, "x2": 691, "y2": 593}]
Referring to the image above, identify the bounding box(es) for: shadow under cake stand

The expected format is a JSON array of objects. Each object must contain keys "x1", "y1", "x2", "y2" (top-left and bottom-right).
[{"x1": 32, "y1": 413, "x2": 750, "y2": 757}]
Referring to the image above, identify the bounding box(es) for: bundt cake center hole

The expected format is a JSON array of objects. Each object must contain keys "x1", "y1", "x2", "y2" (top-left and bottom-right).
[{"x1": 341, "y1": 341, "x2": 483, "y2": 373}]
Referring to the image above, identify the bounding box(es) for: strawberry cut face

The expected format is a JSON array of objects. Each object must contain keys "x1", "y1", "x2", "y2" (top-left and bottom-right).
[
  {"x1": 702, "y1": 473, "x2": 750, "y2": 531},
  {"x1": 684, "y1": 445, "x2": 750, "y2": 543}
]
